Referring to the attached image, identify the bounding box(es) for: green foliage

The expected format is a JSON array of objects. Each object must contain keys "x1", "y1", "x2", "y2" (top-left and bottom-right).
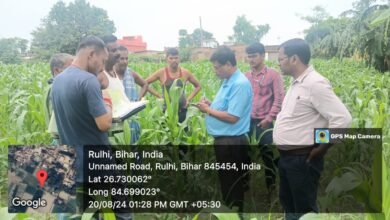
[
  {"x1": 178, "y1": 47, "x2": 193, "y2": 62},
  {"x1": 303, "y1": 1, "x2": 390, "y2": 72},
  {"x1": 0, "y1": 59, "x2": 389, "y2": 219},
  {"x1": 0, "y1": 63, "x2": 52, "y2": 146},
  {"x1": 304, "y1": 17, "x2": 354, "y2": 58},
  {"x1": 31, "y1": 0, "x2": 116, "y2": 60},
  {"x1": 179, "y1": 28, "x2": 215, "y2": 48},
  {"x1": 178, "y1": 29, "x2": 189, "y2": 48},
  {"x1": 358, "y1": 4, "x2": 390, "y2": 72},
  {"x1": 299, "y1": 5, "x2": 330, "y2": 25},
  {"x1": 127, "y1": 53, "x2": 165, "y2": 63},
  {"x1": 0, "y1": 38, "x2": 28, "y2": 64},
  {"x1": 0, "y1": 62, "x2": 52, "y2": 209},
  {"x1": 229, "y1": 15, "x2": 270, "y2": 44}
]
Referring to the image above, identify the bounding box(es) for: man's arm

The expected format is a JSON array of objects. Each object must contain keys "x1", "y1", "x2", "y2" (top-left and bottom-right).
[
  {"x1": 307, "y1": 143, "x2": 331, "y2": 162},
  {"x1": 95, "y1": 90, "x2": 112, "y2": 132},
  {"x1": 306, "y1": 78, "x2": 352, "y2": 162},
  {"x1": 311, "y1": 79, "x2": 352, "y2": 128},
  {"x1": 185, "y1": 72, "x2": 201, "y2": 104},
  {"x1": 264, "y1": 72, "x2": 285, "y2": 123},
  {"x1": 196, "y1": 81, "x2": 251, "y2": 124},
  {"x1": 85, "y1": 78, "x2": 112, "y2": 132},
  {"x1": 95, "y1": 109, "x2": 112, "y2": 131},
  {"x1": 197, "y1": 102, "x2": 238, "y2": 123},
  {"x1": 132, "y1": 71, "x2": 148, "y2": 100},
  {"x1": 145, "y1": 70, "x2": 163, "y2": 98}
]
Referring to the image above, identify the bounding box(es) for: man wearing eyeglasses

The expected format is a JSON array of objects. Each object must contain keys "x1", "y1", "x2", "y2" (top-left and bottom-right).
[
  {"x1": 274, "y1": 38, "x2": 352, "y2": 220},
  {"x1": 195, "y1": 46, "x2": 252, "y2": 213},
  {"x1": 245, "y1": 43, "x2": 284, "y2": 198}
]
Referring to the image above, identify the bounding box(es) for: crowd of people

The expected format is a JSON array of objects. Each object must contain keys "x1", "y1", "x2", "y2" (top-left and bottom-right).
[{"x1": 47, "y1": 35, "x2": 352, "y2": 220}]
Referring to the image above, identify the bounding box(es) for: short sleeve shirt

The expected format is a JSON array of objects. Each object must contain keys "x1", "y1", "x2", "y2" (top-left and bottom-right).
[
  {"x1": 273, "y1": 66, "x2": 352, "y2": 149},
  {"x1": 206, "y1": 69, "x2": 253, "y2": 136},
  {"x1": 51, "y1": 66, "x2": 109, "y2": 146}
]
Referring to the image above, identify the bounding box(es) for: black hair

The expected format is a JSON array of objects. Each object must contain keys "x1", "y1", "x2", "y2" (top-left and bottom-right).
[
  {"x1": 246, "y1": 42, "x2": 265, "y2": 54},
  {"x1": 210, "y1": 46, "x2": 237, "y2": 66},
  {"x1": 166, "y1": 48, "x2": 179, "y2": 57},
  {"x1": 76, "y1": 36, "x2": 106, "y2": 52},
  {"x1": 101, "y1": 35, "x2": 118, "y2": 44},
  {"x1": 117, "y1": 45, "x2": 128, "y2": 52},
  {"x1": 279, "y1": 38, "x2": 311, "y2": 65}
]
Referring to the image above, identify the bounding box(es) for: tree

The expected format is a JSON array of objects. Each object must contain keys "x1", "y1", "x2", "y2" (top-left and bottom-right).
[
  {"x1": 0, "y1": 38, "x2": 28, "y2": 64},
  {"x1": 179, "y1": 29, "x2": 190, "y2": 48},
  {"x1": 191, "y1": 28, "x2": 214, "y2": 47},
  {"x1": 299, "y1": 5, "x2": 330, "y2": 25},
  {"x1": 303, "y1": 0, "x2": 390, "y2": 71},
  {"x1": 31, "y1": 0, "x2": 116, "y2": 60},
  {"x1": 301, "y1": 6, "x2": 354, "y2": 58},
  {"x1": 178, "y1": 28, "x2": 214, "y2": 48},
  {"x1": 357, "y1": 4, "x2": 390, "y2": 71},
  {"x1": 229, "y1": 15, "x2": 270, "y2": 44}
]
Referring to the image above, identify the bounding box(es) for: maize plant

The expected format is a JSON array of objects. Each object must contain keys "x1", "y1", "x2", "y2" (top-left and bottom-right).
[{"x1": 0, "y1": 58, "x2": 388, "y2": 219}]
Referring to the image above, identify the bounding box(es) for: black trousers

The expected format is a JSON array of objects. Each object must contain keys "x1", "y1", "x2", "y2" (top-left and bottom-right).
[
  {"x1": 214, "y1": 134, "x2": 250, "y2": 212},
  {"x1": 278, "y1": 153, "x2": 324, "y2": 220},
  {"x1": 249, "y1": 119, "x2": 276, "y2": 190}
]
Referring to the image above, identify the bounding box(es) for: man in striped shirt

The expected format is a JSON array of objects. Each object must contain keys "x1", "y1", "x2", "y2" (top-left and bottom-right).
[{"x1": 245, "y1": 42, "x2": 285, "y2": 195}]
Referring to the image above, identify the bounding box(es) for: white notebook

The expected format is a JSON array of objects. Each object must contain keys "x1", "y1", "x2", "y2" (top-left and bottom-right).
[
  {"x1": 104, "y1": 88, "x2": 148, "y2": 122},
  {"x1": 112, "y1": 99, "x2": 148, "y2": 121}
]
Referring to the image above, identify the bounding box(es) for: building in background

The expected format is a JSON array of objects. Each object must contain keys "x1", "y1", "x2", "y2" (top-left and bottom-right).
[
  {"x1": 191, "y1": 44, "x2": 280, "y2": 62},
  {"x1": 117, "y1": 36, "x2": 147, "y2": 52},
  {"x1": 201, "y1": 38, "x2": 219, "y2": 48}
]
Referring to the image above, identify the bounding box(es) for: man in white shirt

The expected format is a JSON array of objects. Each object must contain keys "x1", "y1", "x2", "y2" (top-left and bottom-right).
[{"x1": 273, "y1": 38, "x2": 352, "y2": 220}]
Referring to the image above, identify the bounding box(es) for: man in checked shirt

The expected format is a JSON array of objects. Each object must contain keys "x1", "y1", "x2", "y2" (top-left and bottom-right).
[{"x1": 245, "y1": 42, "x2": 285, "y2": 196}]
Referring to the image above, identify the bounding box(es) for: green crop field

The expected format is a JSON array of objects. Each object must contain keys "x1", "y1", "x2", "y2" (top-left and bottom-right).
[{"x1": 0, "y1": 58, "x2": 389, "y2": 220}]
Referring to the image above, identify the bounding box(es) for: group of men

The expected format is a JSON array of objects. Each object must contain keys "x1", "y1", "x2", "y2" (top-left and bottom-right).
[
  {"x1": 48, "y1": 35, "x2": 352, "y2": 220},
  {"x1": 194, "y1": 39, "x2": 351, "y2": 219}
]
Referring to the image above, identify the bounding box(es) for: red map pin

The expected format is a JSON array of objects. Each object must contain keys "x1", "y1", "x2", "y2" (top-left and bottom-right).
[{"x1": 36, "y1": 169, "x2": 48, "y2": 188}]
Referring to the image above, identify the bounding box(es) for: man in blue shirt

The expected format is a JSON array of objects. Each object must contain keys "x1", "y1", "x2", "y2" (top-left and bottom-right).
[
  {"x1": 196, "y1": 46, "x2": 252, "y2": 213},
  {"x1": 51, "y1": 36, "x2": 113, "y2": 215},
  {"x1": 52, "y1": 36, "x2": 112, "y2": 149}
]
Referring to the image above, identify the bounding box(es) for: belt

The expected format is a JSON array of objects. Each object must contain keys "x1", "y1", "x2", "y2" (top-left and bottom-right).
[
  {"x1": 278, "y1": 146, "x2": 313, "y2": 156},
  {"x1": 251, "y1": 118, "x2": 266, "y2": 124},
  {"x1": 214, "y1": 134, "x2": 246, "y2": 140}
]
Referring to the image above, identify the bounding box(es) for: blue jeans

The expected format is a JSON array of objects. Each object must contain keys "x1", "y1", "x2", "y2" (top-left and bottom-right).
[{"x1": 278, "y1": 153, "x2": 324, "y2": 220}]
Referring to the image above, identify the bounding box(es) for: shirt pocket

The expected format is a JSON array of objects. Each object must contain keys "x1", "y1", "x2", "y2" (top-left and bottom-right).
[
  {"x1": 260, "y1": 80, "x2": 273, "y2": 96},
  {"x1": 292, "y1": 95, "x2": 312, "y2": 116}
]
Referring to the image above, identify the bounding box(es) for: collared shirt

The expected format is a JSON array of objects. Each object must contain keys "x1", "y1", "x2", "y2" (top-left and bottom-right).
[
  {"x1": 245, "y1": 66, "x2": 284, "y2": 122},
  {"x1": 206, "y1": 69, "x2": 253, "y2": 136},
  {"x1": 273, "y1": 66, "x2": 352, "y2": 149}
]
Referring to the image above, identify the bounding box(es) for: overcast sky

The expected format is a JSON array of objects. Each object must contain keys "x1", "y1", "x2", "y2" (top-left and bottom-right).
[{"x1": 0, "y1": 0, "x2": 359, "y2": 50}]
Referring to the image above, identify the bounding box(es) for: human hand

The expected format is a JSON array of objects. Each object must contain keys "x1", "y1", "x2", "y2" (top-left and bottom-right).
[
  {"x1": 195, "y1": 102, "x2": 209, "y2": 113},
  {"x1": 306, "y1": 145, "x2": 329, "y2": 163},
  {"x1": 257, "y1": 120, "x2": 271, "y2": 129},
  {"x1": 200, "y1": 97, "x2": 211, "y2": 106}
]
